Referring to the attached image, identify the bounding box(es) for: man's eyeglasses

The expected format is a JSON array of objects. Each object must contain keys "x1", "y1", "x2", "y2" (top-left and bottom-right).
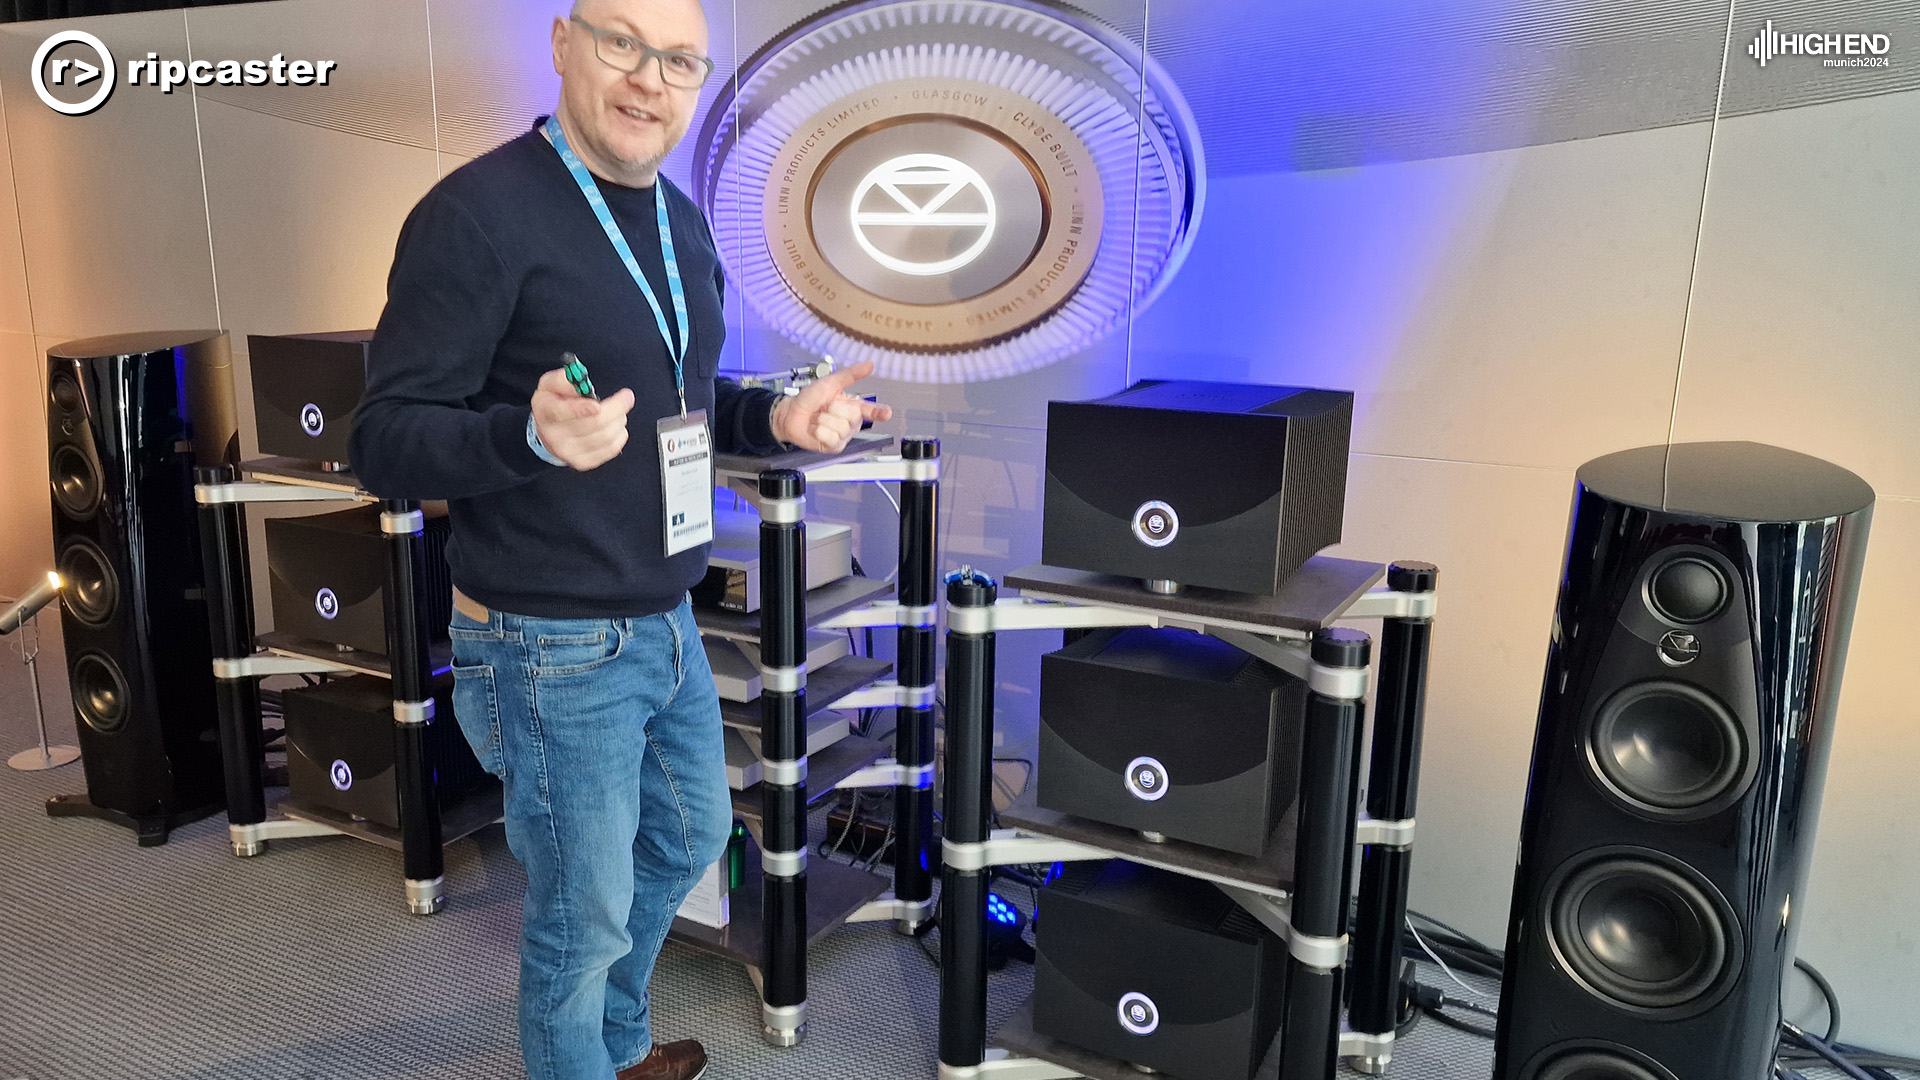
[{"x1": 570, "y1": 16, "x2": 714, "y2": 89}]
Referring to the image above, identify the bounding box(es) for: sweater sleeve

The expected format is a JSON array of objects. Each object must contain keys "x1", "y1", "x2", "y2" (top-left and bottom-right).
[
  {"x1": 704, "y1": 249, "x2": 785, "y2": 455},
  {"x1": 349, "y1": 189, "x2": 551, "y2": 499}
]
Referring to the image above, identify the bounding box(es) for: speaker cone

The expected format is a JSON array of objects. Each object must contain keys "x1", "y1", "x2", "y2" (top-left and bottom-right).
[
  {"x1": 72, "y1": 652, "x2": 131, "y2": 734},
  {"x1": 50, "y1": 443, "x2": 102, "y2": 519},
  {"x1": 50, "y1": 369, "x2": 81, "y2": 413},
  {"x1": 1530, "y1": 1048, "x2": 1676, "y2": 1080},
  {"x1": 1547, "y1": 855, "x2": 1736, "y2": 1013},
  {"x1": 1647, "y1": 556, "x2": 1728, "y2": 624},
  {"x1": 57, "y1": 539, "x2": 119, "y2": 628},
  {"x1": 1588, "y1": 681, "x2": 1745, "y2": 816}
]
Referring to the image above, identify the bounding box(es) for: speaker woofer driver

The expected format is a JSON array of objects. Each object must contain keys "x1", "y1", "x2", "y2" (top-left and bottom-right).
[
  {"x1": 1587, "y1": 681, "x2": 1747, "y2": 818},
  {"x1": 71, "y1": 652, "x2": 131, "y2": 734},
  {"x1": 1545, "y1": 852, "x2": 1739, "y2": 1016},
  {"x1": 57, "y1": 539, "x2": 119, "y2": 628},
  {"x1": 50, "y1": 443, "x2": 102, "y2": 519},
  {"x1": 1525, "y1": 1045, "x2": 1679, "y2": 1080}
]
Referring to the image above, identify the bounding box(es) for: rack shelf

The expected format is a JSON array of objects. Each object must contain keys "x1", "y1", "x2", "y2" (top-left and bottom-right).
[
  {"x1": 257, "y1": 630, "x2": 453, "y2": 681},
  {"x1": 280, "y1": 785, "x2": 502, "y2": 851},
  {"x1": 666, "y1": 831, "x2": 890, "y2": 969},
  {"x1": 993, "y1": 996, "x2": 1288, "y2": 1080},
  {"x1": 1004, "y1": 557, "x2": 1383, "y2": 635},
  {"x1": 997, "y1": 795, "x2": 1299, "y2": 898},
  {"x1": 694, "y1": 576, "x2": 893, "y2": 644},
  {"x1": 717, "y1": 656, "x2": 891, "y2": 725},
  {"x1": 729, "y1": 734, "x2": 891, "y2": 821},
  {"x1": 714, "y1": 433, "x2": 893, "y2": 480}
]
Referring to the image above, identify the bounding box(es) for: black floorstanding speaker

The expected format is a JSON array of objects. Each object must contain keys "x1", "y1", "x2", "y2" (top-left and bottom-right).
[
  {"x1": 45, "y1": 330, "x2": 239, "y2": 845},
  {"x1": 1494, "y1": 441, "x2": 1873, "y2": 1080}
]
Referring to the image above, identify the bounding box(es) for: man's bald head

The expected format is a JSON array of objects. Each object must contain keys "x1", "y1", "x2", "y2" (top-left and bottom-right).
[{"x1": 551, "y1": 0, "x2": 712, "y2": 187}]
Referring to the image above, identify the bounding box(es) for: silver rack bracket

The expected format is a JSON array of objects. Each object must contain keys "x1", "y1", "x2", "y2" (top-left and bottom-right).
[
  {"x1": 1340, "y1": 587, "x2": 1438, "y2": 621},
  {"x1": 762, "y1": 1002, "x2": 806, "y2": 1047},
  {"x1": 762, "y1": 757, "x2": 807, "y2": 786},
  {"x1": 1342, "y1": 1028, "x2": 1395, "y2": 1072},
  {"x1": 830, "y1": 681, "x2": 935, "y2": 711},
  {"x1": 939, "y1": 1051, "x2": 1082, "y2": 1080},
  {"x1": 941, "y1": 830, "x2": 1109, "y2": 873},
  {"x1": 835, "y1": 758, "x2": 934, "y2": 791},
  {"x1": 380, "y1": 508, "x2": 425, "y2": 535},
  {"x1": 762, "y1": 847, "x2": 807, "y2": 877},
  {"x1": 195, "y1": 481, "x2": 366, "y2": 506},
  {"x1": 1216, "y1": 883, "x2": 1349, "y2": 971},
  {"x1": 392, "y1": 699, "x2": 435, "y2": 726},
  {"x1": 405, "y1": 876, "x2": 446, "y2": 916},
  {"x1": 760, "y1": 663, "x2": 806, "y2": 693},
  {"x1": 213, "y1": 653, "x2": 355, "y2": 680},
  {"x1": 947, "y1": 597, "x2": 1159, "y2": 635},
  {"x1": 230, "y1": 816, "x2": 343, "y2": 853},
  {"x1": 820, "y1": 602, "x2": 937, "y2": 630},
  {"x1": 758, "y1": 495, "x2": 804, "y2": 525},
  {"x1": 844, "y1": 893, "x2": 937, "y2": 924},
  {"x1": 1308, "y1": 662, "x2": 1370, "y2": 701},
  {"x1": 805, "y1": 455, "x2": 939, "y2": 484},
  {"x1": 1355, "y1": 815, "x2": 1415, "y2": 849}
]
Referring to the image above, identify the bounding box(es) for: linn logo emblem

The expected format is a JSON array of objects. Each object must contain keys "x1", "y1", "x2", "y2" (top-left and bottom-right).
[
  {"x1": 851, "y1": 153, "x2": 998, "y2": 277},
  {"x1": 1117, "y1": 991, "x2": 1160, "y2": 1036},
  {"x1": 1131, "y1": 501, "x2": 1179, "y2": 548},
  {"x1": 314, "y1": 587, "x2": 340, "y2": 621},
  {"x1": 1658, "y1": 630, "x2": 1701, "y2": 666},
  {"x1": 1124, "y1": 756, "x2": 1170, "y2": 802},
  {"x1": 300, "y1": 403, "x2": 326, "y2": 437},
  {"x1": 330, "y1": 759, "x2": 354, "y2": 792}
]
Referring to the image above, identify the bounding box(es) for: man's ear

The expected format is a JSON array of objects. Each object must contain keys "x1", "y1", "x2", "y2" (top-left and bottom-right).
[{"x1": 551, "y1": 16, "x2": 570, "y2": 76}]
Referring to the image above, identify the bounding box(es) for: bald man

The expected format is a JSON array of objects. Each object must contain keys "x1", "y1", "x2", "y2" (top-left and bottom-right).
[{"x1": 350, "y1": 2, "x2": 889, "y2": 1077}]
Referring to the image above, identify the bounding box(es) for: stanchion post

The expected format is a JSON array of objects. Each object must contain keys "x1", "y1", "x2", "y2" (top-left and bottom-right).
[
  {"x1": 758, "y1": 468, "x2": 809, "y2": 1046},
  {"x1": 382, "y1": 500, "x2": 445, "y2": 915},
  {"x1": 892, "y1": 438, "x2": 939, "y2": 932},
  {"x1": 1280, "y1": 627, "x2": 1370, "y2": 1080},
  {"x1": 940, "y1": 569, "x2": 996, "y2": 1072},
  {"x1": 1348, "y1": 562, "x2": 1437, "y2": 1074},
  {"x1": 196, "y1": 464, "x2": 266, "y2": 856}
]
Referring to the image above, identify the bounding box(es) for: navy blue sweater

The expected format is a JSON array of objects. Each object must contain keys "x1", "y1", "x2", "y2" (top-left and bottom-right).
[{"x1": 350, "y1": 120, "x2": 782, "y2": 619}]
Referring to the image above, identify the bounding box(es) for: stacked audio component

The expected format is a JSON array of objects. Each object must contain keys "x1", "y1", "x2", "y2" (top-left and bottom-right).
[
  {"x1": 1495, "y1": 442, "x2": 1873, "y2": 1080},
  {"x1": 247, "y1": 330, "x2": 373, "y2": 465},
  {"x1": 940, "y1": 378, "x2": 1438, "y2": 1080},
  {"x1": 282, "y1": 673, "x2": 489, "y2": 829},
  {"x1": 43, "y1": 331, "x2": 239, "y2": 845}
]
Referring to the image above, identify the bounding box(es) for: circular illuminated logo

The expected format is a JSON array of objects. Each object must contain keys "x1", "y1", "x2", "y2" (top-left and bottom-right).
[
  {"x1": 330, "y1": 759, "x2": 353, "y2": 791},
  {"x1": 850, "y1": 153, "x2": 998, "y2": 277},
  {"x1": 315, "y1": 587, "x2": 340, "y2": 620},
  {"x1": 1124, "y1": 756, "x2": 1170, "y2": 802},
  {"x1": 300, "y1": 403, "x2": 326, "y2": 437},
  {"x1": 1131, "y1": 502, "x2": 1179, "y2": 548},
  {"x1": 1117, "y1": 991, "x2": 1159, "y2": 1036},
  {"x1": 32, "y1": 31, "x2": 117, "y2": 116}
]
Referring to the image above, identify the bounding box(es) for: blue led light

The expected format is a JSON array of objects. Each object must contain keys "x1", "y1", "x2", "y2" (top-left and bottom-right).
[{"x1": 986, "y1": 893, "x2": 1018, "y2": 925}]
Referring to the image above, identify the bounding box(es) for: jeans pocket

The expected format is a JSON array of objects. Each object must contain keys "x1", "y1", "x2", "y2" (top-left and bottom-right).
[
  {"x1": 533, "y1": 625, "x2": 622, "y2": 677},
  {"x1": 449, "y1": 663, "x2": 505, "y2": 777}
]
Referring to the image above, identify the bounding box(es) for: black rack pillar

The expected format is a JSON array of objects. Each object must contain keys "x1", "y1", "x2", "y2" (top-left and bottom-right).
[
  {"x1": 758, "y1": 468, "x2": 809, "y2": 1047},
  {"x1": 940, "y1": 569, "x2": 997, "y2": 1071},
  {"x1": 195, "y1": 464, "x2": 266, "y2": 855},
  {"x1": 1281, "y1": 627, "x2": 1371, "y2": 1080},
  {"x1": 381, "y1": 500, "x2": 445, "y2": 915},
  {"x1": 1348, "y1": 562, "x2": 1438, "y2": 1073},
  {"x1": 892, "y1": 438, "x2": 939, "y2": 931}
]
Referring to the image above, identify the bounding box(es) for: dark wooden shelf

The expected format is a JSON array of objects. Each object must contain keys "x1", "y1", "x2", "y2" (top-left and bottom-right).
[
  {"x1": 693, "y1": 576, "x2": 893, "y2": 644},
  {"x1": 714, "y1": 433, "x2": 894, "y2": 479},
  {"x1": 666, "y1": 831, "x2": 890, "y2": 968},
  {"x1": 994, "y1": 995, "x2": 1287, "y2": 1080},
  {"x1": 998, "y1": 793, "x2": 1298, "y2": 897},
  {"x1": 730, "y1": 735, "x2": 891, "y2": 820},
  {"x1": 241, "y1": 456, "x2": 373, "y2": 495},
  {"x1": 1004, "y1": 557, "x2": 1385, "y2": 634},
  {"x1": 724, "y1": 712, "x2": 852, "y2": 790},
  {"x1": 258, "y1": 631, "x2": 454, "y2": 681},
  {"x1": 717, "y1": 656, "x2": 892, "y2": 728},
  {"x1": 279, "y1": 783, "x2": 502, "y2": 852}
]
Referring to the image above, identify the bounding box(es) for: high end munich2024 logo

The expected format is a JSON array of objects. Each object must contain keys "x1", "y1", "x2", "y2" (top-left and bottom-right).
[{"x1": 32, "y1": 28, "x2": 338, "y2": 116}]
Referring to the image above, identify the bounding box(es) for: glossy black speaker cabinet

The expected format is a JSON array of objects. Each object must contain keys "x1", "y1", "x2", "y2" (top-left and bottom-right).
[
  {"x1": 1038, "y1": 626, "x2": 1304, "y2": 856},
  {"x1": 1495, "y1": 442, "x2": 1873, "y2": 1080},
  {"x1": 248, "y1": 330, "x2": 373, "y2": 463},
  {"x1": 1034, "y1": 860, "x2": 1285, "y2": 1080},
  {"x1": 1043, "y1": 380, "x2": 1352, "y2": 595},
  {"x1": 44, "y1": 331, "x2": 239, "y2": 843}
]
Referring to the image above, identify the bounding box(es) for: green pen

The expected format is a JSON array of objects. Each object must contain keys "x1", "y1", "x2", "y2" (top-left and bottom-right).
[{"x1": 561, "y1": 351, "x2": 597, "y2": 400}]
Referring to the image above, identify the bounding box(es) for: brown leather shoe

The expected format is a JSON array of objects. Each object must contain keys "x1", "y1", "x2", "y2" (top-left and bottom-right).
[{"x1": 616, "y1": 1039, "x2": 707, "y2": 1080}]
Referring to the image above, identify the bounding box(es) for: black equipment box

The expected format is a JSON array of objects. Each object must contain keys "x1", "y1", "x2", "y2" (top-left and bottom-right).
[
  {"x1": 1043, "y1": 380, "x2": 1352, "y2": 595},
  {"x1": 1039, "y1": 626, "x2": 1303, "y2": 856},
  {"x1": 267, "y1": 505, "x2": 452, "y2": 655},
  {"x1": 248, "y1": 330, "x2": 373, "y2": 463},
  {"x1": 283, "y1": 674, "x2": 492, "y2": 830},
  {"x1": 1034, "y1": 860, "x2": 1285, "y2": 1080}
]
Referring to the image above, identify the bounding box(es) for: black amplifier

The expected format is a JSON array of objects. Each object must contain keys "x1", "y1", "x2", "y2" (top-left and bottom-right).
[
  {"x1": 267, "y1": 505, "x2": 452, "y2": 654},
  {"x1": 1039, "y1": 626, "x2": 1303, "y2": 856},
  {"x1": 1034, "y1": 860, "x2": 1285, "y2": 1080},
  {"x1": 248, "y1": 330, "x2": 373, "y2": 463},
  {"x1": 1043, "y1": 380, "x2": 1351, "y2": 595},
  {"x1": 283, "y1": 674, "x2": 492, "y2": 829}
]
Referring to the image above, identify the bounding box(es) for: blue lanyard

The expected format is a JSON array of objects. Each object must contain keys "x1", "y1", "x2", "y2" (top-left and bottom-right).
[{"x1": 544, "y1": 115, "x2": 692, "y2": 415}]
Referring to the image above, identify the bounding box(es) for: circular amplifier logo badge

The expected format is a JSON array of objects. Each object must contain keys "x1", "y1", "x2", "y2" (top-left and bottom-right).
[
  {"x1": 1658, "y1": 630, "x2": 1701, "y2": 666},
  {"x1": 1131, "y1": 502, "x2": 1179, "y2": 548},
  {"x1": 1124, "y1": 756, "x2": 1170, "y2": 802},
  {"x1": 330, "y1": 759, "x2": 353, "y2": 791},
  {"x1": 314, "y1": 587, "x2": 340, "y2": 620},
  {"x1": 1117, "y1": 991, "x2": 1160, "y2": 1036},
  {"x1": 300, "y1": 403, "x2": 326, "y2": 437}
]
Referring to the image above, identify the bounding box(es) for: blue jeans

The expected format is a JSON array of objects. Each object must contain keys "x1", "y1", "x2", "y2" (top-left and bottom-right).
[{"x1": 449, "y1": 599, "x2": 730, "y2": 1080}]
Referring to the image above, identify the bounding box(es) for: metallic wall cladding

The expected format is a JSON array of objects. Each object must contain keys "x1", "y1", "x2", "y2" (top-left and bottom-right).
[{"x1": 1718, "y1": 0, "x2": 1920, "y2": 117}]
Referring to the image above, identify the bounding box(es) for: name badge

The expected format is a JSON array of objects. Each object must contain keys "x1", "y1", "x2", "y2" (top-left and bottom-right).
[{"x1": 658, "y1": 411, "x2": 714, "y2": 556}]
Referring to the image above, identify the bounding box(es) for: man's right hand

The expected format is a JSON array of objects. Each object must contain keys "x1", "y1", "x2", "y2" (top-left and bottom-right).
[{"x1": 532, "y1": 368, "x2": 635, "y2": 470}]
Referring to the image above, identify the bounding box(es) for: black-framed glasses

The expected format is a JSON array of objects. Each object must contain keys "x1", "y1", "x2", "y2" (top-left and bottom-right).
[{"x1": 570, "y1": 16, "x2": 714, "y2": 89}]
